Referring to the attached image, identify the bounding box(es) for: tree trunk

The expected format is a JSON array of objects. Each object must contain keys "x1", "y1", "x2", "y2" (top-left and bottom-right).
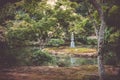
[
  {"x1": 89, "y1": 0, "x2": 106, "y2": 80},
  {"x1": 97, "y1": 15, "x2": 106, "y2": 80}
]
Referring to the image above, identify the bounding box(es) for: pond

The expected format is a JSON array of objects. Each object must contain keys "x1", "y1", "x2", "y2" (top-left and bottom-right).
[
  {"x1": 0, "y1": 46, "x2": 97, "y2": 67},
  {"x1": 54, "y1": 54, "x2": 97, "y2": 67}
]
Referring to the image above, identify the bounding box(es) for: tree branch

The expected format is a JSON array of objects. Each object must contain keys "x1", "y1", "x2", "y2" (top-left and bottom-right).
[{"x1": 89, "y1": 0, "x2": 103, "y2": 17}]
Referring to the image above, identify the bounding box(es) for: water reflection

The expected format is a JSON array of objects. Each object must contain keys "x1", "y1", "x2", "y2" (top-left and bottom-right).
[{"x1": 53, "y1": 54, "x2": 97, "y2": 67}]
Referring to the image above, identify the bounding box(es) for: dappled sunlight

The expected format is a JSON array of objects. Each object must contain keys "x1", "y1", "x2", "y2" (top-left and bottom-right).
[
  {"x1": 44, "y1": 46, "x2": 97, "y2": 57},
  {"x1": 0, "y1": 0, "x2": 120, "y2": 80}
]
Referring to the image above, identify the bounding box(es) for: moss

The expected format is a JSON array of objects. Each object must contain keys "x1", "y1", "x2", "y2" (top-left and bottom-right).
[
  {"x1": 44, "y1": 47, "x2": 96, "y2": 54},
  {"x1": 83, "y1": 65, "x2": 98, "y2": 71}
]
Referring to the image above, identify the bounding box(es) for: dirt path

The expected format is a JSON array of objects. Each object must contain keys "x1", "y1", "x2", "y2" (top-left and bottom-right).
[{"x1": 0, "y1": 65, "x2": 119, "y2": 80}]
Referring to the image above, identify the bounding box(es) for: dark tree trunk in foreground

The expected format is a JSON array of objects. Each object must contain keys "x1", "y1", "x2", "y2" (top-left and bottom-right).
[{"x1": 89, "y1": 0, "x2": 106, "y2": 80}]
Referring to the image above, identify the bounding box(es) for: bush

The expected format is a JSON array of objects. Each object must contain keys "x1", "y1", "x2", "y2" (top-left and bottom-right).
[
  {"x1": 0, "y1": 48, "x2": 18, "y2": 67},
  {"x1": 77, "y1": 36, "x2": 97, "y2": 45},
  {"x1": 31, "y1": 49, "x2": 54, "y2": 66},
  {"x1": 86, "y1": 39, "x2": 97, "y2": 45},
  {"x1": 56, "y1": 58, "x2": 71, "y2": 67},
  {"x1": 48, "y1": 38, "x2": 65, "y2": 47},
  {"x1": 104, "y1": 52, "x2": 117, "y2": 65},
  {"x1": 77, "y1": 36, "x2": 88, "y2": 44},
  {"x1": 57, "y1": 60, "x2": 70, "y2": 67},
  {"x1": 0, "y1": 47, "x2": 33, "y2": 67}
]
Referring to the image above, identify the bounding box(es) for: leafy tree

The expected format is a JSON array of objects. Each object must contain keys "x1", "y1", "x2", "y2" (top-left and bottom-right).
[
  {"x1": 77, "y1": 0, "x2": 120, "y2": 79},
  {"x1": 6, "y1": 0, "x2": 89, "y2": 47},
  {"x1": 70, "y1": 0, "x2": 107, "y2": 80}
]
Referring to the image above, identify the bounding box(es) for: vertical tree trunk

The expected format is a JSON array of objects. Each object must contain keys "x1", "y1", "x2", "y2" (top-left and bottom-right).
[
  {"x1": 89, "y1": 0, "x2": 106, "y2": 80},
  {"x1": 97, "y1": 15, "x2": 106, "y2": 80}
]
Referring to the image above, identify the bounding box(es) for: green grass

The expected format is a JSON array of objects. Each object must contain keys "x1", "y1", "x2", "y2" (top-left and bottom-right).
[{"x1": 44, "y1": 46, "x2": 96, "y2": 54}]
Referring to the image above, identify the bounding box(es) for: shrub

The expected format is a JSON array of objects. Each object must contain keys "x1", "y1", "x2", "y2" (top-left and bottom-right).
[
  {"x1": 48, "y1": 38, "x2": 65, "y2": 47},
  {"x1": 104, "y1": 52, "x2": 117, "y2": 65},
  {"x1": 31, "y1": 49, "x2": 54, "y2": 66},
  {"x1": 0, "y1": 47, "x2": 33, "y2": 67},
  {"x1": 78, "y1": 36, "x2": 97, "y2": 45},
  {"x1": 55, "y1": 55, "x2": 71, "y2": 67},
  {"x1": 77, "y1": 36, "x2": 88, "y2": 44},
  {"x1": 57, "y1": 60, "x2": 69, "y2": 67},
  {"x1": 86, "y1": 39, "x2": 97, "y2": 45},
  {"x1": 56, "y1": 58, "x2": 71, "y2": 67}
]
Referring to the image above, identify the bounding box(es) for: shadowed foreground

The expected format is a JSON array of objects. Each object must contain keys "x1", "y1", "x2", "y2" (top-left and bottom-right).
[{"x1": 0, "y1": 65, "x2": 119, "y2": 80}]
